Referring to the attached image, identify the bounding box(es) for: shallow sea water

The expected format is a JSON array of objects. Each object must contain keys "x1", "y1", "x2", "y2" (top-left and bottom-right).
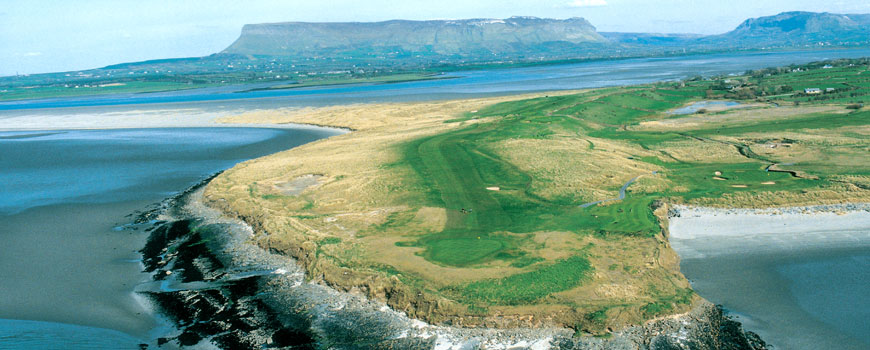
[
  {"x1": 679, "y1": 245, "x2": 870, "y2": 350},
  {"x1": 0, "y1": 127, "x2": 339, "y2": 348}
]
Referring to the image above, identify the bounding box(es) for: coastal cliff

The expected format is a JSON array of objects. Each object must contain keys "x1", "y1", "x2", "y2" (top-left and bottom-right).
[{"x1": 140, "y1": 183, "x2": 767, "y2": 349}]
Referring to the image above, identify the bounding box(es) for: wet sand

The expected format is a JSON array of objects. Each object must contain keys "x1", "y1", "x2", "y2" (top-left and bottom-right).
[
  {"x1": 0, "y1": 106, "x2": 222, "y2": 131},
  {"x1": 669, "y1": 205, "x2": 870, "y2": 350},
  {"x1": 0, "y1": 201, "x2": 158, "y2": 339}
]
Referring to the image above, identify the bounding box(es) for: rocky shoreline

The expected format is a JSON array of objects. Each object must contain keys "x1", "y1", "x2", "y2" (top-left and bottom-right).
[{"x1": 135, "y1": 180, "x2": 768, "y2": 349}]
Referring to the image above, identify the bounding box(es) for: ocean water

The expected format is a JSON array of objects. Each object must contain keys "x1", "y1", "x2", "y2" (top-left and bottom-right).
[
  {"x1": 0, "y1": 127, "x2": 340, "y2": 348},
  {"x1": 777, "y1": 252, "x2": 870, "y2": 346},
  {"x1": 0, "y1": 319, "x2": 144, "y2": 350}
]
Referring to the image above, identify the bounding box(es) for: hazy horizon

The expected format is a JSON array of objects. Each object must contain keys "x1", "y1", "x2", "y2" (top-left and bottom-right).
[{"x1": 2, "y1": 0, "x2": 870, "y2": 76}]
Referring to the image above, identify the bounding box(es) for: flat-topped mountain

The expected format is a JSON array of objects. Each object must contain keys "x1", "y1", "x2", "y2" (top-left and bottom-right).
[
  {"x1": 5, "y1": 11, "x2": 870, "y2": 97},
  {"x1": 221, "y1": 12, "x2": 870, "y2": 65},
  {"x1": 710, "y1": 11, "x2": 870, "y2": 46},
  {"x1": 222, "y1": 16, "x2": 605, "y2": 58}
]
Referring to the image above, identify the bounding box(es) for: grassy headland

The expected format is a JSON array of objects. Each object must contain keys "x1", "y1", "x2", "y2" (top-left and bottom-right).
[{"x1": 204, "y1": 61, "x2": 870, "y2": 333}]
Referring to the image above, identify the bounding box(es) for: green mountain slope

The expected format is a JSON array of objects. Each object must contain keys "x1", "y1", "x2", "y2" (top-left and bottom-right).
[{"x1": 707, "y1": 11, "x2": 870, "y2": 47}]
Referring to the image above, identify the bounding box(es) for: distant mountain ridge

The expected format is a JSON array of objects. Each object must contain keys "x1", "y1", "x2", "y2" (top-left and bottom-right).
[
  {"x1": 709, "y1": 11, "x2": 870, "y2": 47},
  {"x1": 221, "y1": 11, "x2": 870, "y2": 65},
  {"x1": 223, "y1": 16, "x2": 605, "y2": 58},
  {"x1": 4, "y1": 11, "x2": 870, "y2": 87}
]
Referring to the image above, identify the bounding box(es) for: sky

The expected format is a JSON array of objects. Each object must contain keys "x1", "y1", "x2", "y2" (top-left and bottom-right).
[{"x1": 2, "y1": 0, "x2": 870, "y2": 76}]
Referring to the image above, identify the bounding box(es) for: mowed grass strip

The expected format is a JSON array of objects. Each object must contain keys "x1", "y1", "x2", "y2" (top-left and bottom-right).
[
  {"x1": 402, "y1": 123, "x2": 544, "y2": 267},
  {"x1": 413, "y1": 127, "x2": 519, "y2": 231},
  {"x1": 453, "y1": 255, "x2": 592, "y2": 305}
]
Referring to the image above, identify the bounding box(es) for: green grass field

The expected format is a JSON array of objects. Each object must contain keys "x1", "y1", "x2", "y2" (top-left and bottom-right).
[
  {"x1": 0, "y1": 81, "x2": 206, "y2": 101},
  {"x1": 381, "y1": 62, "x2": 870, "y2": 307},
  {"x1": 0, "y1": 71, "x2": 446, "y2": 101},
  {"x1": 454, "y1": 255, "x2": 592, "y2": 305}
]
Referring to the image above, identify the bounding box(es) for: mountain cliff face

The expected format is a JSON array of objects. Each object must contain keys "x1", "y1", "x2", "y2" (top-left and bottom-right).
[
  {"x1": 710, "y1": 11, "x2": 870, "y2": 46},
  {"x1": 220, "y1": 12, "x2": 870, "y2": 67},
  {"x1": 222, "y1": 17, "x2": 605, "y2": 58}
]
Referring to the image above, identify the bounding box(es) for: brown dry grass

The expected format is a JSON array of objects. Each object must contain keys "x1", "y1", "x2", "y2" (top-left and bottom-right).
[
  {"x1": 217, "y1": 91, "x2": 582, "y2": 131},
  {"x1": 493, "y1": 137, "x2": 663, "y2": 202},
  {"x1": 686, "y1": 182, "x2": 870, "y2": 208},
  {"x1": 658, "y1": 139, "x2": 746, "y2": 163}
]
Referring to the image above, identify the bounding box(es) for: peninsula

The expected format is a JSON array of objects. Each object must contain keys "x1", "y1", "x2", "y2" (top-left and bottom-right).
[{"x1": 199, "y1": 59, "x2": 870, "y2": 335}]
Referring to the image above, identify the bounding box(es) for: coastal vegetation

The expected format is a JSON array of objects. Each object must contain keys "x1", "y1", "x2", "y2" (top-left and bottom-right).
[
  {"x1": 205, "y1": 61, "x2": 870, "y2": 333},
  {"x1": 0, "y1": 69, "x2": 443, "y2": 102}
]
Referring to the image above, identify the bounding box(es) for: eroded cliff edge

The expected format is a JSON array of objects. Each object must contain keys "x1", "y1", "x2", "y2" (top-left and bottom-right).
[{"x1": 141, "y1": 183, "x2": 766, "y2": 349}]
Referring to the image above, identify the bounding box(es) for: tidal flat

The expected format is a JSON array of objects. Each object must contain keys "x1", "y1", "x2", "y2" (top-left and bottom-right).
[
  {"x1": 668, "y1": 205, "x2": 870, "y2": 350},
  {"x1": 0, "y1": 127, "x2": 340, "y2": 348}
]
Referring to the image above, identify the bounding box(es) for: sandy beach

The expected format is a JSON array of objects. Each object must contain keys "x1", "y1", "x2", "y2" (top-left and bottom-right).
[
  {"x1": 668, "y1": 204, "x2": 870, "y2": 259},
  {"x1": 0, "y1": 103, "x2": 344, "y2": 132},
  {"x1": 0, "y1": 106, "x2": 221, "y2": 131}
]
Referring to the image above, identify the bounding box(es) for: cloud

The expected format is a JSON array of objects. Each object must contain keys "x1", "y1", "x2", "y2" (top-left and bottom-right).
[
  {"x1": 568, "y1": 0, "x2": 607, "y2": 7},
  {"x1": 23, "y1": 52, "x2": 43, "y2": 57}
]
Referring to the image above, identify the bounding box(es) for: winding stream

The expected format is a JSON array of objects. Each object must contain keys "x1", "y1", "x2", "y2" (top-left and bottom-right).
[{"x1": 579, "y1": 171, "x2": 656, "y2": 208}]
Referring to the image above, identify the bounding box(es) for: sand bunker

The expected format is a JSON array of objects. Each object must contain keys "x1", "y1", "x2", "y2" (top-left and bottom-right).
[
  {"x1": 761, "y1": 181, "x2": 776, "y2": 185},
  {"x1": 275, "y1": 174, "x2": 323, "y2": 196},
  {"x1": 731, "y1": 184, "x2": 748, "y2": 188}
]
